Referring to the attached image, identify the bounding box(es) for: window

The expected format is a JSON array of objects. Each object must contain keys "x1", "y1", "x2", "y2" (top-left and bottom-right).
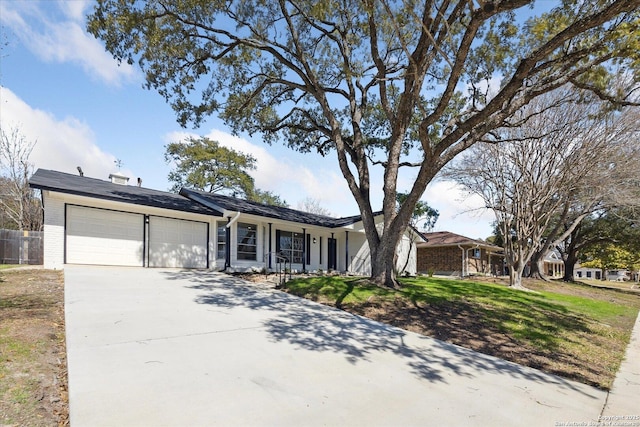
[
  {"x1": 586, "y1": 271, "x2": 592, "y2": 278},
  {"x1": 277, "y1": 230, "x2": 304, "y2": 264},
  {"x1": 217, "y1": 224, "x2": 226, "y2": 259},
  {"x1": 237, "y1": 222, "x2": 257, "y2": 261},
  {"x1": 472, "y1": 248, "x2": 481, "y2": 259}
]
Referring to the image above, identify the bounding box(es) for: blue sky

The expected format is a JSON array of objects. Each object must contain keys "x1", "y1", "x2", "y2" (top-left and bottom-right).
[{"x1": 0, "y1": 0, "x2": 495, "y2": 238}]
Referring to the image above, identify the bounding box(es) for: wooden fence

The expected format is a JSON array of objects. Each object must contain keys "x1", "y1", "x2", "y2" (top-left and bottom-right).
[{"x1": 0, "y1": 229, "x2": 43, "y2": 265}]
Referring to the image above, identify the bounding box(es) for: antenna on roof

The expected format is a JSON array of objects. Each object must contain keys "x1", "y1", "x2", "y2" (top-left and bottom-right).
[
  {"x1": 77, "y1": 166, "x2": 84, "y2": 177},
  {"x1": 137, "y1": 177, "x2": 142, "y2": 187}
]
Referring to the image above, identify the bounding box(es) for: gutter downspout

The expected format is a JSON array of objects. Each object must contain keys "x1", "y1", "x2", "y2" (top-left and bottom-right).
[
  {"x1": 226, "y1": 211, "x2": 241, "y2": 228},
  {"x1": 224, "y1": 212, "x2": 241, "y2": 271}
]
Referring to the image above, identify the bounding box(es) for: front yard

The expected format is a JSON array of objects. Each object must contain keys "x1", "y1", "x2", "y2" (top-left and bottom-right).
[
  {"x1": 281, "y1": 275, "x2": 640, "y2": 390},
  {"x1": 0, "y1": 268, "x2": 68, "y2": 426}
]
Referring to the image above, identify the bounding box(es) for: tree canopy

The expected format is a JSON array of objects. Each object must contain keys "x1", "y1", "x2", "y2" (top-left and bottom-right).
[
  {"x1": 165, "y1": 136, "x2": 256, "y2": 196},
  {"x1": 89, "y1": 0, "x2": 640, "y2": 287},
  {"x1": 445, "y1": 89, "x2": 640, "y2": 287},
  {"x1": 165, "y1": 136, "x2": 289, "y2": 206}
]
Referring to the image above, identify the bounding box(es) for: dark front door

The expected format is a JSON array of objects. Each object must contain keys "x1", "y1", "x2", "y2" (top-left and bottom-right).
[{"x1": 327, "y1": 238, "x2": 337, "y2": 271}]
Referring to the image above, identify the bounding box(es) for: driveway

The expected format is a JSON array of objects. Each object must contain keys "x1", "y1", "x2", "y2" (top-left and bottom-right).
[{"x1": 65, "y1": 266, "x2": 606, "y2": 426}]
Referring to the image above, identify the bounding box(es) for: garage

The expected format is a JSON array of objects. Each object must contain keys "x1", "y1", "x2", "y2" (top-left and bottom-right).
[
  {"x1": 148, "y1": 216, "x2": 208, "y2": 268},
  {"x1": 30, "y1": 169, "x2": 222, "y2": 270},
  {"x1": 66, "y1": 205, "x2": 144, "y2": 266},
  {"x1": 65, "y1": 206, "x2": 209, "y2": 269}
]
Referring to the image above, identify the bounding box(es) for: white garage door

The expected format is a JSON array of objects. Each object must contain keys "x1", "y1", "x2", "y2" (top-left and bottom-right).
[
  {"x1": 148, "y1": 216, "x2": 208, "y2": 268},
  {"x1": 66, "y1": 206, "x2": 144, "y2": 266}
]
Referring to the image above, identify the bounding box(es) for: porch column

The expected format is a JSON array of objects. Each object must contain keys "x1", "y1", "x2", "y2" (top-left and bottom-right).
[
  {"x1": 268, "y1": 223, "x2": 272, "y2": 269},
  {"x1": 302, "y1": 227, "x2": 306, "y2": 273},
  {"x1": 225, "y1": 216, "x2": 231, "y2": 270},
  {"x1": 345, "y1": 231, "x2": 349, "y2": 273}
]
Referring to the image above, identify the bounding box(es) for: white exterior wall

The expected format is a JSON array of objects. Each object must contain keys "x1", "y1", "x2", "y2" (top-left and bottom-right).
[
  {"x1": 42, "y1": 192, "x2": 65, "y2": 270},
  {"x1": 396, "y1": 233, "x2": 417, "y2": 276},
  {"x1": 347, "y1": 232, "x2": 370, "y2": 275}
]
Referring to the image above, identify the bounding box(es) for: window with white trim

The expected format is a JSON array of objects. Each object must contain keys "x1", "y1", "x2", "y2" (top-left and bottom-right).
[
  {"x1": 216, "y1": 224, "x2": 226, "y2": 259},
  {"x1": 237, "y1": 222, "x2": 257, "y2": 261}
]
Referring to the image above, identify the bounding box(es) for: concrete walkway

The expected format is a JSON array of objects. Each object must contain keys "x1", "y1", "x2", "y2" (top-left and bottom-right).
[{"x1": 64, "y1": 266, "x2": 621, "y2": 426}]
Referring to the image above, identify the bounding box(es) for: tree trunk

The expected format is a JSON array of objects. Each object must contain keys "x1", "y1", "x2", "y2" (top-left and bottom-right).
[
  {"x1": 528, "y1": 250, "x2": 548, "y2": 280},
  {"x1": 563, "y1": 252, "x2": 578, "y2": 282},
  {"x1": 508, "y1": 258, "x2": 528, "y2": 290},
  {"x1": 369, "y1": 232, "x2": 401, "y2": 289}
]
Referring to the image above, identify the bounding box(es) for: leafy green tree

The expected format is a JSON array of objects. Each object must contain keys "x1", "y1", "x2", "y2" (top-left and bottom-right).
[
  {"x1": 248, "y1": 189, "x2": 289, "y2": 208},
  {"x1": 165, "y1": 136, "x2": 257, "y2": 196},
  {"x1": 580, "y1": 243, "x2": 638, "y2": 279},
  {"x1": 89, "y1": 0, "x2": 640, "y2": 287},
  {"x1": 570, "y1": 207, "x2": 640, "y2": 281}
]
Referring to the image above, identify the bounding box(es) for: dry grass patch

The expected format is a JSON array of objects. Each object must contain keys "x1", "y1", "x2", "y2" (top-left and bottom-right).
[{"x1": 0, "y1": 268, "x2": 68, "y2": 427}]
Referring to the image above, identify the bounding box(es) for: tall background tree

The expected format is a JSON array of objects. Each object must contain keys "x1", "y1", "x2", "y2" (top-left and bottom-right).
[
  {"x1": 165, "y1": 136, "x2": 288, "y2": 206},
  {"x1": 445, "y1": 90, "x2": 639, "y2": 288},
  {"x1": 89, "y1": 0, "x2": 640, "y2": 287},
  {"x1": 0, "y1": 126, "x2": 42, "y2": 231},
  {"x1": 297, "y1": 197, "x2": 333, "y2": 217}
]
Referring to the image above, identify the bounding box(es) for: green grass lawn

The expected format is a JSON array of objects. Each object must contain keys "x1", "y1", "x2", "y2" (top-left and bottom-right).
[
  {"x1": 282, "y1": 275, "x2": 640, "y2": 389},
  {"x1": 0, "y1": 265, "x2": 19, "y2": 270}
]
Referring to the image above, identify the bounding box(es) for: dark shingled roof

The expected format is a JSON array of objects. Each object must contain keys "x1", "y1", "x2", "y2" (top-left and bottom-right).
[
  {"x1": 180, "y1": 187, "x2": 369, "y2": 228},
  {"x1": 419, "y1": 231, "x2": 501, "y2": 250},
  {"x1": 29, "y1": 169, "x2": 219, "y2": 216}
]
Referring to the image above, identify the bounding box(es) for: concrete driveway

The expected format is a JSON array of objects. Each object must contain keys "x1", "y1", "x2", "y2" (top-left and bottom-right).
[{"x1": 65, "y1": 266, "x2": 606, "y2": 426}]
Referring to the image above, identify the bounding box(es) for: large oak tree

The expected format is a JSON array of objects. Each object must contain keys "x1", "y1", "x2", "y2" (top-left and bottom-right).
[{"x1": 88, "y1": 0, "x2": 640, "y2": 287}]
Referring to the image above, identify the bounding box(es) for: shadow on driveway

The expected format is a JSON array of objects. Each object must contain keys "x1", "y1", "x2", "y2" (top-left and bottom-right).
[{"x1": 162, "y1": 270, "x2": 593, "y2": 397}]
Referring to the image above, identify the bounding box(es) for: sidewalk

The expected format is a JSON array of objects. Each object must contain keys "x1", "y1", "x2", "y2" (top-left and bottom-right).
[{"x1": 601, "y1": 311, "x2": 640, "y2": 417}]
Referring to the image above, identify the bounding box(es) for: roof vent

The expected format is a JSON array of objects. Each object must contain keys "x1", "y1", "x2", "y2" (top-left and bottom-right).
[{"x1": 109, "y1": 172, "x2": 130, "y2": 185}]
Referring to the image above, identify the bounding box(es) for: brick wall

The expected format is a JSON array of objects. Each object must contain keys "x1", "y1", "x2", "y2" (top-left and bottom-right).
[
  {"x1": 417, "y1": 246, "x2": 462, "y2": 274},
  {"x1": 417, "y1": 246, "x2": 503, "y2": 275}
]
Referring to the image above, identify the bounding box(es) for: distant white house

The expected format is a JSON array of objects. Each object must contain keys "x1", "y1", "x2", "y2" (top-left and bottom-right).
[
  {"x1": 574, "y1": 264, "x2": 603, "y2": 280},
  {"x1": 29, "y1": 169, "x2": 420, "y2": 276},
  {"x1": 574, "y1": 264, "x2": 633, "y2": 281}
]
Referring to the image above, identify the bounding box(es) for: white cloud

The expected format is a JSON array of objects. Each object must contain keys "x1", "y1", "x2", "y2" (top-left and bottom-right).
[
  {"x1": 0, "y1": 0, "x2": 136, "y2": 86},
  {"x1": 0, "y1": 86, "x2": 132, "y2": 180},
  {"x1": 423, "y1": 180, "x2": 494, "y2": 239}
]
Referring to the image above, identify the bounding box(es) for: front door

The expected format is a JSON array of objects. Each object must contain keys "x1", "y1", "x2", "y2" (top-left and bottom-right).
[{"x1": 327, "y1": 238, "x2": 337, "y2": 271}]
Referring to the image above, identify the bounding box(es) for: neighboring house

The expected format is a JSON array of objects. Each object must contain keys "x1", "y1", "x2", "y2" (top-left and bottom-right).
[
  {"x1": 574, "y1": 265, "x2": 603, "y2": 280},
  {"x1": 29, "y1": 169, "x2": 419, "y2": 275},
  {"x1": 573, "y1": 264, "x2": 634, "y2": 281},
  {"x1": 540, "y1": 250, "x2": 565, "y2": 278},
  {"x1": 416, "y1": 231, "x2": 503, "y2": 277}
]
